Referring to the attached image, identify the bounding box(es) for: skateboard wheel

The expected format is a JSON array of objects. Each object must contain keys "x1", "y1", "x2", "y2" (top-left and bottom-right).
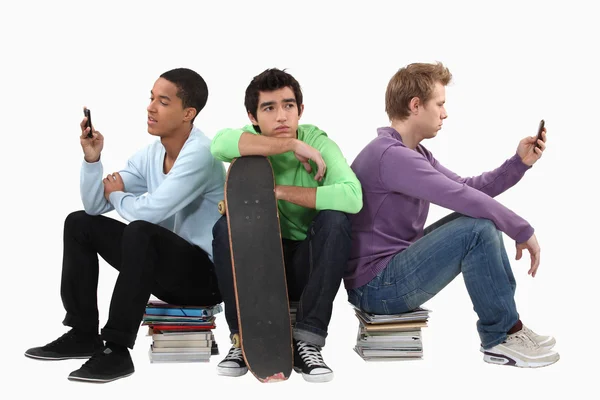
[
  {"x1": 218, "y1": 200, "x2": 226, "y2": 215},
  {"x1": 232, "y1": 333, "x2": 240, "y2": 348}
]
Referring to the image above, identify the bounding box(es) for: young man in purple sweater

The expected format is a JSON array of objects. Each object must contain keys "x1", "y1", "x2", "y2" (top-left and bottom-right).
[{"x1": 345, "y1": 62, "x2": 559, "y2": 368}]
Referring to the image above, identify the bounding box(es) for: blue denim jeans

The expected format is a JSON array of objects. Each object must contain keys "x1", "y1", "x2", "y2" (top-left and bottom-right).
[
  {"x1": 348, "y1": 213, "x2": 519, "y2": 349},
  {"x1": 213, "y1": 210, "x2": 352, "y2": 347}
]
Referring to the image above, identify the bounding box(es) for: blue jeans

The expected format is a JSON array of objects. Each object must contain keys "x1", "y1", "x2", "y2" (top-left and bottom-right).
[
  {"x1": 213, "y1": 210, "x2": 352, "y2": 347},
  {"x1": 348, "y1": 213, "x2": 519, "y2": 349}
]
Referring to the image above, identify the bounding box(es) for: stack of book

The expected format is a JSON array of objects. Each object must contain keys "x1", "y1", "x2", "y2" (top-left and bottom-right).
[
  {"x1": 352, "y1": 305, "x2": 431, "y2": 361},
  {"x1": 143, "y1": 299, "x2": 222, "y2": 363}
]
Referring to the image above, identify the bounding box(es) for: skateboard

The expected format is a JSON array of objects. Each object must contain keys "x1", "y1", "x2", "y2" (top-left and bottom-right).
[{"x1": 219, "y1": 156, "x2": 293, "y2": 383}]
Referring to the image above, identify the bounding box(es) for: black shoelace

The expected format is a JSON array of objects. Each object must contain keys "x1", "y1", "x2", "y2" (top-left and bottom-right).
[{"x1": 45, "y1": 330, "x2": 77, "y2": 349}]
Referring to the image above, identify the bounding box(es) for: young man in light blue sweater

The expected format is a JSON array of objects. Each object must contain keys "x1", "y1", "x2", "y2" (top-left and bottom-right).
[{"x1": 24, "y1": 68, "x2": 225, "y2": 383}]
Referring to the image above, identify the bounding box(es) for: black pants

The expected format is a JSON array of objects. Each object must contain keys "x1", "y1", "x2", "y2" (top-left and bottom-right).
[
  {"x1": 60, "y1": 211, "x2": 221, "y2": 348},
  {"x1": 212, "y1": 210, "x2": 352, "y2": 347}
]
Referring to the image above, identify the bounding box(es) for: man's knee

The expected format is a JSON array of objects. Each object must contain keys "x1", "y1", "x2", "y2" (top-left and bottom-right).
[
  {"x1": 472, "y1": 218, "x2": 497, "y2": 233},
  {"x1": 64, "y1": 210, "x2": 93, "y2": 232},
  {"x1": 122, "y1": 220, "x2": 155, "y2": 244},
  {"x1": 124, "y1": 220, "x2": 153, "y2": 234},
  {"x1": 472, "y1": 218, "x2": 501, "y2": 244},
  {"x1": 314, "y1": 210, "x2": 351, "y2": 234}
]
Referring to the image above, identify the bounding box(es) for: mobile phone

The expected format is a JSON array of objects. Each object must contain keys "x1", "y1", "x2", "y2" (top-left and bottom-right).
[
  {"x1": 536, "y1": 119, "x2": 545, "y2": 149},
  {"x1": 84, "y1": 108, "x2": 93, "y2": 138}
]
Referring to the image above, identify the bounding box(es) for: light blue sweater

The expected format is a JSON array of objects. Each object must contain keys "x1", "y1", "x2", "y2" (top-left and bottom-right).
[{"x1": 80, "y1": 127, "x2": 225, "y2": 260}]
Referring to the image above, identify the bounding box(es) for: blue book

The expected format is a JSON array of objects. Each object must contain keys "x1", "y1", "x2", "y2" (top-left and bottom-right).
[{"x1": 145, "y1": 301, "x2": 222, "y2": 317}]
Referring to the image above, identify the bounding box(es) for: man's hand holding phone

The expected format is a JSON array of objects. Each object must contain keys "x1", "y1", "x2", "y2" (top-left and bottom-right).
[
  {"x1": 517, "y1": 119, "x2": 547, "y2": 166},
  {"x1": 80, "y1": 107, "x2": 104, "y2": 163}
]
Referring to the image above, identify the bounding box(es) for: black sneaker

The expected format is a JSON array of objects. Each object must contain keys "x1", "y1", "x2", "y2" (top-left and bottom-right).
[
  {"x1": 216, "y1": 345, "x2": 248, "y2": 377},
  {"x1": 24, "y1": 329, "x2": 103, "y2": 360},
  {"x1": 68, "y1": 344, "x2": 134, "y2": 383},
  {"x1": 293, "y1": 340, "x2": 333, "y2": 383}
]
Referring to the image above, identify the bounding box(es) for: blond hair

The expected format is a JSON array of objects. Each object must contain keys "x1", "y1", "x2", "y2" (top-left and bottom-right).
[{"x1": 385, "y1": 62, "x2": 452, "y2": 121}]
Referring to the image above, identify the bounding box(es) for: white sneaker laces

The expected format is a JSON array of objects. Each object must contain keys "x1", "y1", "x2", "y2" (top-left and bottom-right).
[
  {"x1": 225, "y1": 346, "x2": 244, "y2": 362},
  {"x1": 521, "y1": 325, "x2": 541, "y2": 341},
  {"x1": 297, "y1": 341, "x2": 326, "y2": 367},
  {"x1": 507, "y1": 331, "x2": 539, "y2": 350}
]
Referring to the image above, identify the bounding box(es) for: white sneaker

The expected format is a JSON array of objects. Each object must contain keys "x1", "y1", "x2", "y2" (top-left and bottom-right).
[
  {"x1": 522, "y1": 325, "x2": 556, "y2": 349},
  {"x1": 482, "y1": 330, "x2": 559, "y2": 368}
]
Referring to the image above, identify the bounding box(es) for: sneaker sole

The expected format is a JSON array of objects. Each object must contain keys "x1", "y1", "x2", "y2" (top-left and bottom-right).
[
  {"x1": 24, "y1": 352, "x2": 93, "y2": 361},
  {"x1": 67, "y1": 372, "x2": 134, "y2": 383},
  {"x1": 482, "y1": 351, "x2": 560, "y2": 368},
  {"x1": 217, "y1": 366, "x2": 248, "y2": 377},
  {"x1": 293, "y1": 367, "x2": 334, "y2": 383}
]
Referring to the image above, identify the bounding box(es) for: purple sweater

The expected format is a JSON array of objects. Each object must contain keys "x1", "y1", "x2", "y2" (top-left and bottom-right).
[{"x1": 345, "y1": 127, "x2": 534, "y2": 290}]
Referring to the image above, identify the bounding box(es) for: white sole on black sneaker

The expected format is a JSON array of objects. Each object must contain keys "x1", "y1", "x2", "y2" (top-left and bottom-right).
[
  {"x1": 217, "y1": 366, "x2": 248, "y2": 377},
  {"x1": 67, "y1": 372, "x2": 134, "y2": 383},
  {"x1": 293, "y1": 366, "x2": 333, "y2": 383},
  {"x1": 24, "y1": 352, "x2": 92, "y2": 361}
]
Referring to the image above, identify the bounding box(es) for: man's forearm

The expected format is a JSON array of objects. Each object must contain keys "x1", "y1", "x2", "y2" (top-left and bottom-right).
[
  {"x1": 239, "y1": 132, "x2": 297, "y2": 156},
  {"x1": 275, "y1": 185, "x2": 316, "y2": 209}
]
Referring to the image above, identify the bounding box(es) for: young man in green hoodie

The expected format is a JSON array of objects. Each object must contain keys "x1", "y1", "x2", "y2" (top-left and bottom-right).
[{"x1": 210, "y1": 68, "x2": 362, "y2": 383}]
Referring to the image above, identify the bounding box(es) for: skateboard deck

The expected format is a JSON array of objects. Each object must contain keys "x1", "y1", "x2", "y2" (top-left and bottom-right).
[{"x1": 223, "y1": 156, "x2": 292, "y2": 382}]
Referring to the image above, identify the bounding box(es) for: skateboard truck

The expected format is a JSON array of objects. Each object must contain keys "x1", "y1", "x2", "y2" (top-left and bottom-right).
[{"x1": 218, "y1": 200, "x2": 226, "y2": 215}]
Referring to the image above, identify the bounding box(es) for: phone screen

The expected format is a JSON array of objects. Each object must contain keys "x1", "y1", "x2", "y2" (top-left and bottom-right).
[
  {"x1": 84, "y1": 109, "x2": 93, "y2": 138},
  {"x1": 536, "y1": 119, "x2": 544, "y2": 149}
]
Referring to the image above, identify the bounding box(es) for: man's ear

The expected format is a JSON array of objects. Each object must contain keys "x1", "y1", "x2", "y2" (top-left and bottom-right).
[
  {"x1": 248, "y1": 111, "x2": 258, "y2": 125},
  {"x1": 409, "y1": 97, "x2": 421, "y2": 115},
  {"x1": 298, "y1": 104, "x2": 305, "y2": 119},
  {"x1": 184, "y1": 107, "x2": 197, "y2": 122}
]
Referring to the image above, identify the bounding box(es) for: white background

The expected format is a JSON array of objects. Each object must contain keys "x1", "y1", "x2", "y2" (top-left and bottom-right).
[{"x1": 2, "y1": 0, "x2": 598, "y2": 398}]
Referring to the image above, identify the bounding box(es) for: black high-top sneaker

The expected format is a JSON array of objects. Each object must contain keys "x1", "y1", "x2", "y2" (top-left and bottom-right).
[
  {"x1": 216, "y1": 344, "x2": 248, "y2": 377},
  {"x1": 293, "y1": 340, "x2": 333, "y2": 383}
]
